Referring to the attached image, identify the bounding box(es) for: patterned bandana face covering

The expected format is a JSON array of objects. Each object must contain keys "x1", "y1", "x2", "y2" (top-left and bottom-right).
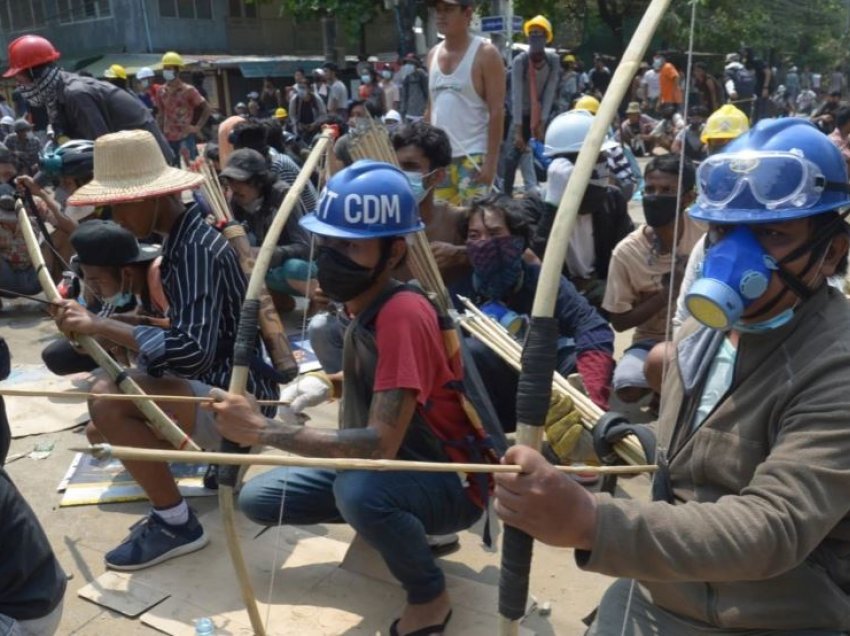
[
  {"x1": 18, "y1": 66, "x2": 61, "y2": 123},
  {"x1": 467, "y1": 235, "x2": 526, "y2": 300}
]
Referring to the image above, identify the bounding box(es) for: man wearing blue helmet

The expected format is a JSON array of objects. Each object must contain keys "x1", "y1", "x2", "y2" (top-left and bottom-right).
[
  {"x1": 490, "y1": 118, "x2": 850, "y2": 634},
  {"x1": 212, "y1": 160, "x2": 495, "y2": 636}
]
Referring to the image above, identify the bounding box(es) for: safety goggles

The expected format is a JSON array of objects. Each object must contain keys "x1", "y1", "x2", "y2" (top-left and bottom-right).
[{"x1": 697, "y1": 151, "x2": 850, "y2": 211}]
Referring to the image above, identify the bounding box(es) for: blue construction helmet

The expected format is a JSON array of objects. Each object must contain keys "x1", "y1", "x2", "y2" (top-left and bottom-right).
[
  {"x1": 689, "y1": 118, "x2": 850, "y2": 225},
  {"x1": 299, "y1": 160, "x2": 424, "y2": 239}
]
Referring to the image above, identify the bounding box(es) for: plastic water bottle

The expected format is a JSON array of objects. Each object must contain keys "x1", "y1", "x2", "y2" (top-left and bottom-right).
[{"x1": 195, "y1": 617, "x2": 215, "y2": 635}]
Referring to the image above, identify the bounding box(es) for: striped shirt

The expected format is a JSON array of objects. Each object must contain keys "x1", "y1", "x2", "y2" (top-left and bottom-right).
[
  {"x1": 133, "y1": 207, "x2": 279, "y2": 406},
  {"x1": 268, "y1": 148, "x2": 319, "y2": 213}
]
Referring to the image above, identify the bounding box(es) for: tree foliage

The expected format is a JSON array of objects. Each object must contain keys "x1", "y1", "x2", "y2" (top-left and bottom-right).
[
  {"x1": 662, "y1": 0, "x2": 849, "y2": 70},
  {"x1": 260, "y1": 0, "x2": 386, "y2": 39}
]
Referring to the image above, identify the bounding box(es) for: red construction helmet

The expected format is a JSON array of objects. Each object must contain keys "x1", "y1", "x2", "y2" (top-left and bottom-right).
[{"x1": 3, "y1": 35, "x2": 61, "y2": 78}]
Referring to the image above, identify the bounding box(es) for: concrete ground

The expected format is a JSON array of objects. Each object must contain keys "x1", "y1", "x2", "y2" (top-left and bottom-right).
[{"x1": 1, "y1": 190, "x2": 650, "y2": 635}]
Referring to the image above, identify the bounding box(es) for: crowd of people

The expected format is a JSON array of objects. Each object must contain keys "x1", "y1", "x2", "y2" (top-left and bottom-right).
[{"x1": 2, "y1": 2, "x2": 850, "y2": 634}]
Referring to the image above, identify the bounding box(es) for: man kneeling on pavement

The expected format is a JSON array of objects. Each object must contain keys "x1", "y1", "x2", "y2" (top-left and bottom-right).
[
  {"x1": 212, "y1": 161, "x2": 497, "y2": 636},
  {"x1": 494, "y1": 119, "x2": 850, "y2": 634}
]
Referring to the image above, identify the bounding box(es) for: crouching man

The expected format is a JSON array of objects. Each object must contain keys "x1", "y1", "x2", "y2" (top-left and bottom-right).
[{"x1": 212, "y1": 161, "x2": 494, "y2": 636}]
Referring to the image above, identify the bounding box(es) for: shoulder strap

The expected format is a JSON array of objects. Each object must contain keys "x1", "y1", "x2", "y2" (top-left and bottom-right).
[{"x1": 355, "y1": 281, "x2": 415, "y2": 330}]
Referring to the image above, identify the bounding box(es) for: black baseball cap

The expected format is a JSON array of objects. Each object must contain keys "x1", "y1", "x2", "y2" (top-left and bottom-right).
[
  {"x1": 70, "y1": 220, "x2": 161, "y2": 267},
  {"x1": 219, "y1": 148, "x2": 268, "y2": 181}
]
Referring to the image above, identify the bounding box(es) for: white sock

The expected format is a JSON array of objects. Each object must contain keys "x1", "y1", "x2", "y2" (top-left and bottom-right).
[{"x1": 154, "y1": 499, "x2": 190, "y2": 526}]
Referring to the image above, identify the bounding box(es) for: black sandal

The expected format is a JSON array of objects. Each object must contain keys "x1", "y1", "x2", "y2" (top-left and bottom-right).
[{"x1": 389, "y1": 609, "x2": 453, "y2": 636}]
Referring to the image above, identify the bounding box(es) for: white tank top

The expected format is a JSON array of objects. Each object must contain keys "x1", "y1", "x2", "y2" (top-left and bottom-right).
[{"x1": 429, "y1": 36, "x2": 489, "y2": 158}]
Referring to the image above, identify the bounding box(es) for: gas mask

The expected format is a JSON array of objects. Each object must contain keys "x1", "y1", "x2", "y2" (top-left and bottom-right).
[
  {"x1": 686, "y1": 224, "x2": 832, "y2": 332},
  {"x1": 685, "y1": 226, "x2": 776, "y2": 330}
]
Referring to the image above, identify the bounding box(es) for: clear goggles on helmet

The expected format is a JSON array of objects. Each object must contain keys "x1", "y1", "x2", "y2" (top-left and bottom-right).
[{"x1": 697, "y1": 151, "x2": 850, "y2": 211}]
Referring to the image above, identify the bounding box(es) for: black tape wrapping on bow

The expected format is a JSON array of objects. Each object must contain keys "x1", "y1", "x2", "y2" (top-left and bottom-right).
[
  {"x1": 499, "y1": 315, "x2": 559, "y2": 621},
  {"x1": 218, "y1": 299, "x2": 261, "y2": 489}
]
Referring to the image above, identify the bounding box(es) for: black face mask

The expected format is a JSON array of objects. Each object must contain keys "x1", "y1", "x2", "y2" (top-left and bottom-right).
[
  {"x1": 579, "y1": 185, "x2": 607, "y2": 215},
  {"x1": 316, "y1": 245, "x2": 378, "y2": 303},
  {"x1": 642, "y1": 194, "x2": 679, "y2": 228}
]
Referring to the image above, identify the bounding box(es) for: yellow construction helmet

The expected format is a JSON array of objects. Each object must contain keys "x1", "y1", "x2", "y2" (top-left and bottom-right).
[
  {"x1": 104, "y1": 64, "x2": 127, "y2": 80},
  {"x1": 274, "y1": 107, "x2": 288, "y2": 119},
  {"x1": 701, "y1": 104, "x2": 750, "y2": 143},
  {"x1": 573, "y1": 94, "x2": 600, "y2": 115},
  {"x1": 563, "y1": 54, "x2": 576, "y2": 63},
  {"x1": 161, "y1": 51, "x2": 184, "y2": 68},
  {"x1": 523, "y1": 15, "x2": 553, "y2": 44}
]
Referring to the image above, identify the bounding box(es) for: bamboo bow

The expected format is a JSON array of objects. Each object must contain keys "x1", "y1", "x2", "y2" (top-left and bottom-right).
[
  {"x1": 15, "y1": 202, "x2": 200, "y2": 452},
  {"x1": 219, "y1": 133, "x2": 331, "y2": 636},
  {"x1": 497, "y1": 1, "x2": 673, "y2": 633}
]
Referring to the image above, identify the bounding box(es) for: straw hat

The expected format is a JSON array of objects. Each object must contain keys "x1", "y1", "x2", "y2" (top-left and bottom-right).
[
  {"x1": 625, "y1": 101, "x2": 642, "y2": 115},
  {"x1": 67, "y1": 130, "x2": 203, "y2": 207}
]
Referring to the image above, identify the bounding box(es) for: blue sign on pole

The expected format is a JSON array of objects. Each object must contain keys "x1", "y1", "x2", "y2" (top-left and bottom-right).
[
  {"x1": 480, "y1": 15, "x2": 505, "y2": 33},
  {"x1": 512, "y1": 15, "x2": 524, "y2": 31}
]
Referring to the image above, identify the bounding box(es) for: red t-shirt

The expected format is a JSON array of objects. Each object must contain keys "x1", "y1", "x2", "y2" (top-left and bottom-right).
[{"x1": 373, "y1": 291, "x2": 488, "y2": 505}]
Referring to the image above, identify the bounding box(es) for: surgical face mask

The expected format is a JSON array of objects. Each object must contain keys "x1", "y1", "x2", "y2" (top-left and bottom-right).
[
  {"x1": 316, "y1": 245, "x2": 379, "y2": 302},
  {"x1": 105, "y1": 291, "x2": 134, "y2": 308},
  {"x1": 402, "y1": 169, "x2": 435, "y2": 203},
  {"x1": 163, "y1": 69, "x2": 176, "y2": 82},
  {"x1": 467, "y1": 235, "x2": 525, "y2": 299},
  {"x1": 241, "y1": 197, "x2": 263, "y2": 214},
  {"x1": 361, "y1": 74, "x2": 372, "y2": 85},
  {"x1": 653, "y1": 58, "x2": 663, "y2": 71},
  {"x1": 381, "y1": 70, "x2": 392, "y2": 80},
  {"x1": 685, "y1": 225, "x2": 777, "y2": 330},
  {"x1": 642, "y1": 194, "x2": 679, "y2": 228},
  {"x1": 732, "y1": 308, "x2": 795, "y2": 334},
  {"x1": 140, "y1": 79, "x2": 150, "y2": 89},
  {"x1": 403, "y1": 63, "x2": 415, "y2": 75}
]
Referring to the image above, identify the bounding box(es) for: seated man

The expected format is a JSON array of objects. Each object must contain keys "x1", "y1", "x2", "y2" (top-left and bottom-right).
[
  {"x1": 457, "y1": 193, "x2": 615, "y2": 424},
  {"x1": 618, "y1": 102, "x2": 657, "y2": 157},
  {"x1": 53, "y1": 130, "x2": 278, "y2": 571},
  {"x1": 220, "y1": 148, "x2": 312, "y2": 312},
  {"x1": 17, "y1": 139, "x2": 98, "y2": 269},
  {"x1": 541, "y1": 110, "x2": 634, "y2": 308},
  {"x1": 495, "y1": 118, "x2": 850, "y2": 636},
  {"x1": 602, "y1": 155, "x2": 703, "y2": 404},
  {"x1": 213, "y1": 162, "x2": 491, "y2": 636},
  {"x1": 0, "y1": 183, "x2": 41, "y2": 308},
  {"x1": 308, "y1": 122, "x2": 471, "y2": 376},
  {"x1": 671, "y1": 105, "x2": 708, "y2": 163},
  {"x1": 228, "y1": 119, "x2": 318, "y2": 213},
  {"x1": 649, "y1": 103, "x2": 685, "y2": 152},
  {"x1": 0, "y1": 336, "x2": 66, "y2": 636},
  {"x1": 42, "y1": 220, "x2": 167, "y2": 376}
]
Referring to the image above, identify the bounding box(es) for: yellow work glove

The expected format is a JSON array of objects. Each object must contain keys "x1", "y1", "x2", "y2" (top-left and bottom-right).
[{"x1": 543, "y1": 393, "x2": 584, "y2": 463}]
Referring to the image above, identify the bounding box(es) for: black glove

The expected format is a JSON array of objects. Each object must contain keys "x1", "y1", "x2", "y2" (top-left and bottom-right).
[{"x1": 592, "y1": 411, "x2": 656, "y2": 466}]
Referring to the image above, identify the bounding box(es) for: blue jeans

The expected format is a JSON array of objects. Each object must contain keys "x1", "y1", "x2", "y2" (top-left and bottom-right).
[
  {"x1": 168, "y1": 134, "x2": 198, "y2": 166},
  {"x1": 265, "y1": 259, "x2": 316, "y2": 296},
  {"x1": 239, "y1": 467, "x2": 482, "y2": 604}
]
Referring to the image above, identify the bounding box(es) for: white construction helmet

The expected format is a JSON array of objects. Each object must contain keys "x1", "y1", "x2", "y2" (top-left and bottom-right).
[
  {"x1": 136, "y1": 67, "x2": 155, "y2": 80},
  {"x1": 544, "y1": 109, "x2": 618, "y2": 157}
]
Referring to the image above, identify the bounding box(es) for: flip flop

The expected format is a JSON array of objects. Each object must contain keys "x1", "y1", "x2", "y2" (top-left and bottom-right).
[{"x1": 389, "y1": 609, "x2": 453, "y2": 636}]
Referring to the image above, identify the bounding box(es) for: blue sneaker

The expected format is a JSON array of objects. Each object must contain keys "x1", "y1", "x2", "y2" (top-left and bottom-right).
[{"x1": 105, "y1": 509, "x2": 209, "y2": 571}]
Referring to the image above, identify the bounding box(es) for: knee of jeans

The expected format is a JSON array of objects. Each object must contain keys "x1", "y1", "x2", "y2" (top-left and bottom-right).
[
  {"x1": 237, "y1": 478, "x2": 276, "y2": 526},
  {"x1": 332, "y1": 471, "x2": 383, "y2": 529}
]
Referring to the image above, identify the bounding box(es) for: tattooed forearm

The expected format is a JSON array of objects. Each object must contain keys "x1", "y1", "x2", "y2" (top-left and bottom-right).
[
  {"x1": 259, "y1": 422, "x2": 383, "y2": 459},
  {"x1": 258, "y1": 389, "x2": 416, "y2": 459}
]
